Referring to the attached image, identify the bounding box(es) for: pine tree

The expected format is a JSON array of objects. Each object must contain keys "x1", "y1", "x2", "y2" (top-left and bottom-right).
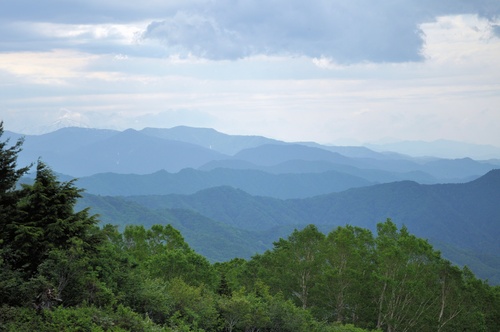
[
  {"x1": 0, "y1": 121, "x2": 32, "y2": 245},
  {"x1": 10, "y1": 161, "x2": 101, "y2": 276},
  {"x1": 0, "y1": 121, "x2": 31, "y2": 194},
  {"x1": 0, "y1": 125, "x2": 103, "y2": 306}
]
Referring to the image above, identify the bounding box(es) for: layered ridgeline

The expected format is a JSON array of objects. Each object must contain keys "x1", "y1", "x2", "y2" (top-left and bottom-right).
[
  {"x1": 78, "y1": 170, "x2": 500, "y2": 284},
  {"x1": 8, "y1": 126, "x2": 498, "y2": 182},
  {"x1": 9, "y1": 126, "x2": 500, "y2": 283}
]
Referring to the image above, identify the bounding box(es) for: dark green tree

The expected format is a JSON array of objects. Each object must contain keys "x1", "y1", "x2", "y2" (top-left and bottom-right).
[
  {"x1": 0, "y1": 124, "x2": 32, "y2": 306},
  {"x1": 10, "y1": 161, "x2": 101, "y2": 276},
  {"x1": 1, "y1": 159, "x2": 103, "y2": 307},
  {"x1": 0, "y1": 121, "x2": 31, "y2": 195},
  {"x1": 0, "y1": 121, "x2": 32, "y2": 271}
]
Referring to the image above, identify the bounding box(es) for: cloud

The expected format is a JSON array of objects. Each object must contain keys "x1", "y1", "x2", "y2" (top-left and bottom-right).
[
  {"x1": 139, "y1": 0, "x2": 500, "y2": 63},
  {"x1": 0, "y1": 50, "x2": 95, "y2": 84},
  {"x1": 143, "y1": 12, "x2": 244, "y2": 60},
  {"x1": 492, "y1": 24, "x2": 500, "y2": 37},
  {"x1": 2, "y1": 0, "x2": 500, "y2": 147},
  {"x1": 141, "y1": 2, "x2": 426, "y2": 62},
  {"x1": 3, "y1": 0, "x2": 499, "y2": 63}
]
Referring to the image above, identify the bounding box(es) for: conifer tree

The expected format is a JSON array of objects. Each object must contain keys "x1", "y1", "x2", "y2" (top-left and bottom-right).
[
  {"x1": 0, "y1": 125, "x2": 102, "y2": 306},
  {"x1": 0, "y1": 121, "x2": 31, "y2": 246},
  {"x1": 0, "y1": 121, "x2": 31, "y2": 194},
  {"x1": 11, "y1": 161, "x2": 101, "y2": 276}
]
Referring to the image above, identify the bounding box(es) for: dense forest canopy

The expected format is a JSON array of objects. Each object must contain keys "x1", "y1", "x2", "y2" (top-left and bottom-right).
[{"x1": 1, "y1": 122, "x2": 499, "y2": 331}]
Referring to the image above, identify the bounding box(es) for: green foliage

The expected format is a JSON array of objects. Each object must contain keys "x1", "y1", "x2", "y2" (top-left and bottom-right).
[
  {"x1": 315, "y1": 225, "x2": 375, "y2": 324},
  {"x1": 119, "y1": 224, "x2": 219, "y2": 289},
  {"x1": 2, "y1": 161, "x2": 102, "y2": 279},
  {"x1": 0, "y1": 304, "x2": 172, "y2": 332},
  {"x1": 114, "y1": 171, "x2": 500, "y2": 284},
  {"x1": 167, "y1": 278, "x2": 219, "y2": 331},
  {"x1": 235, "y1": 219, "x2": 500, "y2": 331}
]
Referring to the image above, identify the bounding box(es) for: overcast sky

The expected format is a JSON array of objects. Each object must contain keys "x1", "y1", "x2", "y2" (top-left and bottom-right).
[{"x1": 1, "y1": 0, "x2": 499, "y2": 146}]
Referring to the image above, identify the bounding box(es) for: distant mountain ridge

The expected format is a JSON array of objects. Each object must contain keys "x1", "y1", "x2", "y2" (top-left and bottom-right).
[
  {"x1": 123, "y1": 169, "x2": 500, "y2": 249},
  {"x1": 75, "y1": 168, "x2": 373, "y2": 199},
  {"x1": 8, "y1": 125, "x2": 500, "y2": 284},
  {"x1": 367, "y1": 139, "x2": 500, "y2": 159},
  {"x1": 7, "y1": 126, "x2": 498, "y2": 186},
  {"x1": 78, "y1": 169, "x2": 500, "y2": 284},
  {"x1": 141, "y1": 126, "x2": 284, "y2": 155}
]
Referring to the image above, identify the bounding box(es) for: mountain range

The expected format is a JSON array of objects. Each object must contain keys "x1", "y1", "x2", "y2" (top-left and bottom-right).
[
  {"x1": 6, "y1": 125, "x2": 500, "y2": 284},
  {"x1": 77, "y1": 170, "x2": 500, "y2": 284},
  {"x1": 8, "y1": 126, "x2": 498, "y2": 184}
]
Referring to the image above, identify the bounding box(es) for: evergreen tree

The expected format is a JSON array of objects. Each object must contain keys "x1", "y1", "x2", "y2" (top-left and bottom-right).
[
  {"x1": 0, "y1": 121, "x2": 31, "y2": 261},
  {"x1": 0, "y1": 121, "x2": 31, "y2": 194},
  {"x1": 7, "y1": 161, "x2": 101, "y2": 277},
  {"x1": 0, "y1": 143, "x2": 102, "y2": 306}
]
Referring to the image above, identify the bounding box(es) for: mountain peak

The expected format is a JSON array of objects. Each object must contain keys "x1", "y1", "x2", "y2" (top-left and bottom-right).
[{"x1": 471, "y1": 169, "x2": 500, "y2": 185}]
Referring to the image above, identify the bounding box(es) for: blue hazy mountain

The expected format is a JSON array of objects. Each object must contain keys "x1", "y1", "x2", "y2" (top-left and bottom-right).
[
  {"x1": 78, "y1": 170, "x2": 500, "y2": 283},
  {"x1": 140, "y1": 126, "x2": 284, "y2": 155},
  {"x1": 75, "y1": 168, "x2": 373, "y2": 199},
  {"x1": 367, "y1": 139, "x2": 500, "y2": 160},
  {"x1": 10, "y1": 125, "x2": 498, "y2": 282},
  {"x1": 7, "y1": 126, "x2": 498, "y2": 183}
]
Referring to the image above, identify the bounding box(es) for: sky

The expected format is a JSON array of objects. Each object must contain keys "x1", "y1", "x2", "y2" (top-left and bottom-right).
[{"x1": 1, "y1": 0, "x2": 500, "y2": 146}]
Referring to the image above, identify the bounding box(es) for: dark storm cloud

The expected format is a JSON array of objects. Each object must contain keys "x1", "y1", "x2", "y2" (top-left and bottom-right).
[
  {"x1": 2, "y1": 0, "x2": 499, "y2": 63},
  {"x1": 141, "y1": 0, "x2": 500, "y2": 63},
  {"x1": 142, "y1": 1, "x2": 426, "y2": 62}
]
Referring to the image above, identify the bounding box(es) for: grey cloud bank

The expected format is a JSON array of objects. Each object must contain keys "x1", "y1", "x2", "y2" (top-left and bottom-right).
[
  {"x1": 2, "y1": 0, "x2": 500, "y2": 62},
  {"x1": 1, "y1": 0, "x2": 500, "y2": 147}
]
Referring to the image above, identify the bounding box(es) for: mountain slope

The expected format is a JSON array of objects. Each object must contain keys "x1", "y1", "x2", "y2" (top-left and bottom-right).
[
  {"x1": 234, "y1": 143, "x2": 363, "y2": 167},
  {"x1": 7, "y1": 126, "x2": 498, "y2": 183},
  {"x1": 124, "y1": 170, "x2": 500, "y2": 251},
  {"x1": 77, "y1": 194, "x2": 269, "y2": 261},
  {"x1": 367, "y1": 139, "x2": 500, "y2": 159},
  {"x1": 75, "y1": 167, "x2": 373, "y2": 198},
  {"x1": 119, "y1": 170, "x2": 500, "y2": 282},
  {"x1": 199, "y1": 159, "x2": 438, "y2": 184},
  {"x1": 126, "y1": 186, "x2": 300, "y2": 230},
  {"x1": 141, "y1": 126, "x2": 284, "y2": 155}
]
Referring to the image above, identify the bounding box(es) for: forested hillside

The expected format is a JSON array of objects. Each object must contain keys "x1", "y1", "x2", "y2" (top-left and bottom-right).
[
  {"x1": 93, "y1": 171, "x2": 499, "y2": 284},
  {"x1": 3, "y1": 123, "x2": 500, "y2": 331}
]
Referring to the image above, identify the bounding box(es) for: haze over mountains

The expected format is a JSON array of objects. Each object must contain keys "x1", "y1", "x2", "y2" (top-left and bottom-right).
[
  {"x1": 77, "y1": 170, "x2": 500, "y2": 283},
  {"x1": 8, "y1": 126, "x2": 498, "y2": 182},
  {"x1": 7, "y1": 126, "x2": 500, "y2": 284}
]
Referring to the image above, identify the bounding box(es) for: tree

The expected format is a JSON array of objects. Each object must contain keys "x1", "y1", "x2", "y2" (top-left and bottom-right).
[
  {"x1": 256, "y1": 224, "x2": 325, "y2": 310},
  {"x1": 0, "y1": 121, "x2": 31, "y2": 270},
  {"x1": 0, "y1": 121, "x2": 31, "y2": 195},
  {"x1": 167, "y1": 277, "x2": 219, "y2": 331},
  {"x1": 8, "y1": 161, "x2": 101, "y2": 276},
  {"x1": 316, "y1": 225, "x2": 375, "y2": 324},
  {"x1": 373, "y1": 219, "x2": 440, "y2": 332},
  {"x1": 1, "y1": 159, "x2": 103, "y2": 306},
  {"x1": 435, "y1": 260, "x2": 465, "y2": 332},
  {"x1": 122, "y1": 224, "x2": 218, "y2": 288},
  {"x1": 218, "y1": 288, "x2": 254, "y2": 332}
]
